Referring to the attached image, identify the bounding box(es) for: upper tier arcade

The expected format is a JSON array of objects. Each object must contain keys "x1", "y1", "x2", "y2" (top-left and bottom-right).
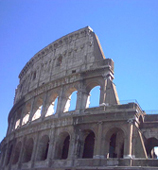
[{"x1": 14, "y1": 26, "x2": 114, "y2": 104}]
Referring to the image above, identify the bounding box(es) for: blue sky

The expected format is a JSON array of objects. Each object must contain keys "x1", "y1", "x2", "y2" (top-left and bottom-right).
[{"x1": 0, "y1": 0, "x2": 158, "y2": 142}]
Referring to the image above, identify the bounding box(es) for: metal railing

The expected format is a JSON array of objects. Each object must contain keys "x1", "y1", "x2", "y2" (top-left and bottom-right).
[{"x1": 119, "y1": 99, "x2": 158, "y2": 114}]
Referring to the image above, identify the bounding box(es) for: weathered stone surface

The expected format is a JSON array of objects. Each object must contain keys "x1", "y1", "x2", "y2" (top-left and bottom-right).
[{"x1": 1, "y1": 26, "x2": 158, "y2": 170}]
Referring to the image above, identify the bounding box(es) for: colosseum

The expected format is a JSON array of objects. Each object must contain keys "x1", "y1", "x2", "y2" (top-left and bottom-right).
[{"x1": 1, "y1": 26, "x2": 158, "y2": 170}]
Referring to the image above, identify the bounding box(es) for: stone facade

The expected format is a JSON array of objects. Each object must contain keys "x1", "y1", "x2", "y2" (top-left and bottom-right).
[{"x1": 0, "y1": 26, "x2": 158, "y2": 170}]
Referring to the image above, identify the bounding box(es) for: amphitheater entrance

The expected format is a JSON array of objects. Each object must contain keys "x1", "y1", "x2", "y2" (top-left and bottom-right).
[
  {"x1": 145, "y1": 137, "x2": 158, "y2": 158},
  {"x1": 12, "y1": 141, "x2": 22, "y2": 164},
  {"x1": 82, "y1": 130, "x2": 95, "y2": 158},
  {"x1": 22, "y1": 138, "x2": 34, "y2": 163},
  {"x1": 61, "y1": 135, "x2": 70, "y2": 159},
  {"x1": 107, "y1": 128, "x2": 124, "y2": 158},
  {"x1": 55, "y1": 132, "x2": 70, "y2": 159},
  {"x1": 36, "y1": 135, "x2": 49, "y2": 161}
]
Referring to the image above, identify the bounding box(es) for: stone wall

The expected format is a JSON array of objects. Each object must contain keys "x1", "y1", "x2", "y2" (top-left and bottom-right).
[{"x1": 1, "y1": 27, "x2": 158, "y2": 170}]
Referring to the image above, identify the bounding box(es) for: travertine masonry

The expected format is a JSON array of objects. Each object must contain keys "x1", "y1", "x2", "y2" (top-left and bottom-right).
[{"x1": 1, "y1": 26, "x2": 158, "y2": 170}]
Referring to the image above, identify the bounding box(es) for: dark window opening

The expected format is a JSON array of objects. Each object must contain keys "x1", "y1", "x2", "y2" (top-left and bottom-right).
[
  {"x1": 61, "y1": 136, "x2": 70, "y2": 159},
  {"x1": 145, "y1": 138, "x2": 158, "y2": 158},
  {"x1": 72, "y1": 70, "x2": 76, "y2": 73},
  {"x1": 36, "y1": 135, "x2": 49, "y2": 161},
  {"x1": 56, "y1": 56, "x2": 62, "y2": 66},
  {"x1": 109, "y1": 133, "x2": 117, "y2": 158},
  {"x1": 109, "y1": 131, "x2": 124, "y2": 158},
  {"x1": 82, "y1": 132, "x2": 95, "y2": 158},
  {"x1": 22, "y1": 138, "x2": 34, "y2": 163},
  {"x1": 33, "y1": 71, "x2": 36, "y2": 80}
]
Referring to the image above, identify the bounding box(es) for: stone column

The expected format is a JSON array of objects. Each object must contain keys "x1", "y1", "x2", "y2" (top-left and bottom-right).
[
  {"x1": 124, "y1": 119, "x2": 133, "y2": 158},
  {"x1": 76, "y1": 89, "x2": 89, "y2": 110},
  {"x1": 28, "y1": 97, "x2": 35, "y2": 122},
  {"x1": 12, "y1": 112, "x2": 19, "y2": 131},
  {"x1": 93, "y1": 121, "x2": 104, "y2": 158},
  {"x1": 56, "y1": 86, "x2": 65, "y2": 116},
  {"x1": 73, "y1": 128, "x2": 83, "y2": 159},
  {"x1": 31, "y1": 134, "x2": 39, "y2": 168},
  {"x1": 76, "y1": 90, "x2": 82, "y2": 110},
  {"x1": 17, "y1": 137, "x2": 26, "y2": 169},
  {"x1": 48, "y1": 128, "x2": 56, "y2": 167},
  {"x1": 67, "y1": 129, "x2": 77, "y2": 167},
  {"x1": 68, "y1": 132, "x2": 76, "y2": 159},
  {"x1": 99, "y1": 85, "x2": 105, "y2": 105},
  {"x1": 7, "y1": 117, "x2": 14, "y2": 135},
  {"x1": 19, "y1": 107, "x2": 25, "y2": 127},
  {"x1": 76, "y1": 81, "x2": 89, "y2": 110},
  {"x1": 8, "y1": 140, "x2": 16, "y2": 170},
  {"x1": 99, "y1": 78, "x2": 108, "y2": 105},
  {"x1": 40, "y1": 92, "x2": 48, "y2": 119}
]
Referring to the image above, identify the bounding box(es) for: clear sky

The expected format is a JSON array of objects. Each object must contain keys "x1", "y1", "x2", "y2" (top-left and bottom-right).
[{"x1": 0, "y1": 0, "x2": 158, "y2": 143}]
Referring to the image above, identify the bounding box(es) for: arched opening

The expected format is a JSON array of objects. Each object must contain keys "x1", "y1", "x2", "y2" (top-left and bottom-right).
[
  {"x1": 33, "y1": 71, "x2": 36, "y2": 80},
  {"x1": 22, "y1": 103, "x2": 31, "y2": 125},
  {"x1": 5, "y1": 144, "x2": 13, "y2": 165},
  {"x1": 32, "y1": 105, "x2": 43, "y2": 121},
  {"x1": 82, "y1": 131, "x2": 95, "y2": 158},
  {"x1": 15, "y1": 119, "x2": 20, "y2": 129},
  {"x1": 22, "y1": 138, "x2": 34, "y2": 163},
  {"x1": 109, "y1": 133, "x2": 117, "y2": 158},
  {"x1": 154, "y1": 147, "x2": 158, "y2": 159},
  {"x1": 32, "y1": 97, "x2": 43, "y2": 121},
  {"x1": 36, "y1": 135, "x2": 49, "y2": 161},
  {"x1": 56, "y1": 55, "x2": 62, "y2": 66},
  {"x1": 61, "y1": 135, "x2": 70, "y2": 159},
  {"x1": 15, "y1": 109, "x2": 22, "y2": 129},
  {"x1": 22, "y1": 113, "x2": 30, "y2": 125},
  {"x1": 145, "y1": 137, "x2": 158, "y2": 158},
  {"x1": 86, "y1": 86, "x2": 100, "y2": 108},
  {"x1": 12, "y1": 141, "x2": 22, "y2": 165},
  {"x1": 45, "y1": 97, "x2": 58, "y2": 117},
  {"x1": 64, "y1": 90, "x2": 77, "y2": 112},
  {"x1": 108, "y1": 129, "x2": 124, "y2": 158},
  {"x1": 55, "y1": 132, "x2": 70, "y2": 159}
]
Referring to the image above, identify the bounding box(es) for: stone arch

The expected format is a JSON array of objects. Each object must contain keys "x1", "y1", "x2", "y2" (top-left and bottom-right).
[
  {"x1": 63, "y1": 87, "x2": 78, "y2": 112},
  {"x1": 56, "y1": 55, "x2": 62, "y2": 66},
  {"x1": 12, "y1": 141, "x2": 22, "y2": 165},
  {"x1": 45, "y1": 92, "x2": 59, "y2": 117},
  {"x1": 22, "y1": 102, "x2": 31, "y2": 125},
  {"x1": 105, "y1": 127, "x2": 125, "y2": 158},
  {"x1": 145, "y1": 137, "x2": 158, "y2": 158},
  {"x1": 85, "y1": 80, "x2": 102, "y2": 108},
  {"x1": 82, "y1": 130, "x2": 95, "y2": 158},
  {"x1": 22, "y1": 138, "x2": 34, "y2": 163},
  {"x1": 55, "y1": 131, "x2": 70, "y2": 159},
  {"x1": 36, "y1": 135, "x2": 49, "y2": 161},
  {"x1": 32, "y1": 96, "x2": 43, "y2": 121}
]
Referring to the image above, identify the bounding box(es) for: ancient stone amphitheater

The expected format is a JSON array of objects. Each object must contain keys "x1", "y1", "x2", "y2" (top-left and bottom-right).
[{"x1": 1, "y1": 26, "x2": 158, "y2": 170}]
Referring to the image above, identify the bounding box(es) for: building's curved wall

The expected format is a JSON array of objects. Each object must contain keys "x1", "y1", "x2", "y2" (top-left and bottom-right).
[
  {"x1": 15, "y1": 26, "x2": 108, "y2": 104},
  {"x1": 1, "y1": 27, "x2": 154, "y2": 170}
]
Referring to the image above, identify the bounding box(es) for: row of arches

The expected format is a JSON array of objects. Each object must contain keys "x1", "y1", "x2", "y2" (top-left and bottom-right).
[
  {"x1": 11, "y1": 86, "x2": 100, "y2": 132},
  {"x1": 145, "y1": 138, "x2": 158, "y2": 159},
  {"x1": 1, "y1": 128, "x2": 125, "y2": 167}
]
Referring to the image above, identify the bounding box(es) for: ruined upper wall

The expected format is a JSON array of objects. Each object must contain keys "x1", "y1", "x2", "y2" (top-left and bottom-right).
[{"x1": 14, "y1": 27, "x2": 113, "y2": 104}]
